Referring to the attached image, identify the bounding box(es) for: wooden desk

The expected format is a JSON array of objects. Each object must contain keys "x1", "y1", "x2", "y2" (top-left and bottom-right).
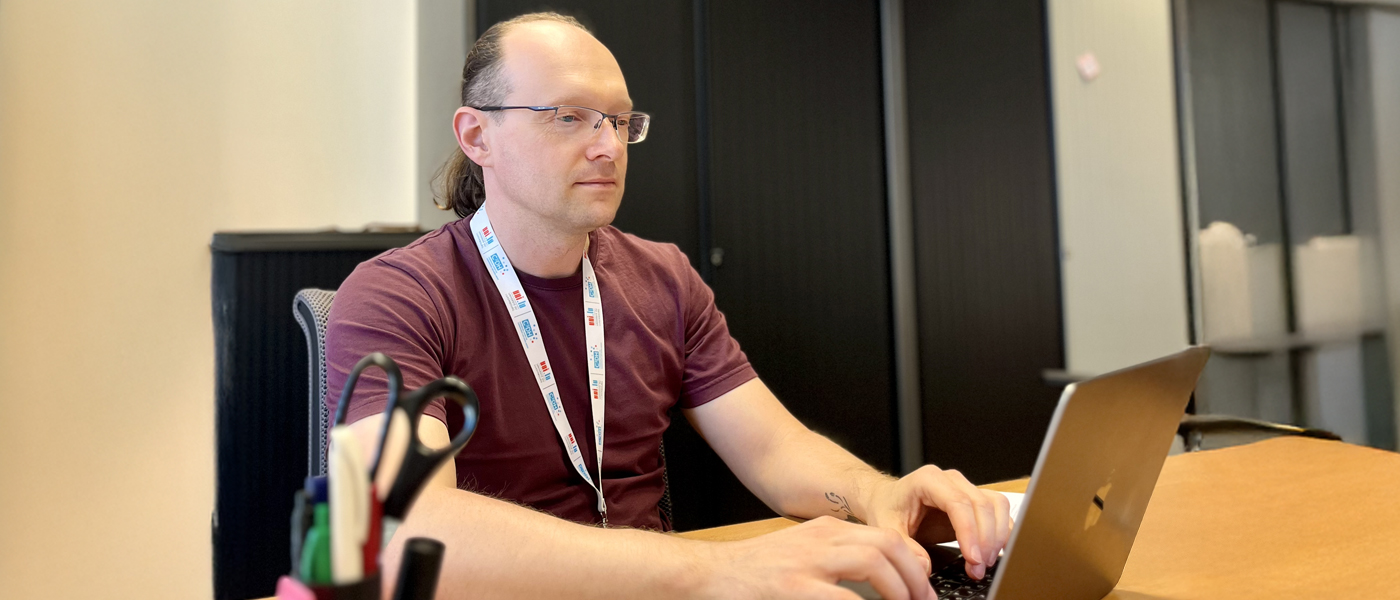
[
  {"x1": 259, "y1": 438, "x2": 1397, "y2": 599},
  {"x1": 679, "y1": 437, "x2": 1400, "y2": 599}
]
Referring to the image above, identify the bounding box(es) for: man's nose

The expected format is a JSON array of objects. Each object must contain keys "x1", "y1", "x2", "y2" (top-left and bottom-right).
[{"x1": 585, "y1": 119, "x2": 624, "y2": 160}]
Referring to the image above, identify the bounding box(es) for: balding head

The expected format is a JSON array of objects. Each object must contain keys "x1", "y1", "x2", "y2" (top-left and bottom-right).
[
  {"x1": 496, "y1": 20, "x2": 630, "y2": 112},
  {"x1": 440, "y1": 13, "x2": 631, "y2": 217}
]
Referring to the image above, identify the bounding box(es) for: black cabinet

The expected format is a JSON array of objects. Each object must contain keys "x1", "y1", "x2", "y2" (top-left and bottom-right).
[{"x1": 211, "y1": 232, "x2": 425, "y2": 600}]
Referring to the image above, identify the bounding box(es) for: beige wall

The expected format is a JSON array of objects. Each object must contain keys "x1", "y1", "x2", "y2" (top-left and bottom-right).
[
  {"x1": 1048, "y1": 0, "x2": 1193, "y2": 375},
  {"x1": 0, "y1": 1, "x2": 417, "y2": 597}
]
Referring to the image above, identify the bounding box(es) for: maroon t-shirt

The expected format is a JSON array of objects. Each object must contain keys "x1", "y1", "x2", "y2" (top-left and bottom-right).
[{"x1": 324, "y1": 217, "x2": 756, "y2": 530}]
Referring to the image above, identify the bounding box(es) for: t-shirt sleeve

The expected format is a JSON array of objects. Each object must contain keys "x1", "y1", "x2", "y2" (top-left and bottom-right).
[
  {"x1": 675, "y1": 248, "x2": 757, "y2": 409},
  {"x1": 324, "y1": 258, "x2": 451, "y2": 429}
]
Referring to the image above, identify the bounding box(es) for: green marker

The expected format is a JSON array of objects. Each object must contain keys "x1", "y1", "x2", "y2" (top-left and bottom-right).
[{"x1": 300, "y1": 502, "x2": 333, "y2": 585}]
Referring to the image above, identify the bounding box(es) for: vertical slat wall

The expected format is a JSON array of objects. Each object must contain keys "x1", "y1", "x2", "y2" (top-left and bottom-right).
[
  {"x1": 703, "y1": 0, "x2": 896, "y2": 523},
  {"x1": 903, "y1": 0, "x2": 1066, "y2": 483}
]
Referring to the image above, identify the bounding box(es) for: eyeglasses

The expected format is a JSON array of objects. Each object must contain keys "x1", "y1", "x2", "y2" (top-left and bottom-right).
[{"x1": 473, "y1": 105, "x2": 651, "y2": 144}]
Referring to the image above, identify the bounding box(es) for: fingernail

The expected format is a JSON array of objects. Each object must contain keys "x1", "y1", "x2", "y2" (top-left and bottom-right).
[
  {"x1": 967, "y1": 547, "x2": 983, "y2": 565},
  {"x1": 973, "y1": 563, "x2": 986, "y2": 580}
]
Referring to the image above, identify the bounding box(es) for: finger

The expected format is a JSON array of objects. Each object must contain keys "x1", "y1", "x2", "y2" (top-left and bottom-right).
[
  {"x1": 866, "y1": 528, "x2": 936, "y2": 599},
  {"x1": 913, "y1": 471, "x2": 983, "y2": 567},
  {"x1": 991, "y1": 493, "x2": 1012, "y2": 565},
  {"x1": 971, "y1": 491, "x2": 1000, "y2": 566},
  {"x1": 944, "y1": 471, "x2": 998, "y2": 567},
  {"x1": 936, "y1": 494, "x2": 982, "y2": 565},
  {"x1": 825, "y1": 545, "x2": 914, "y2": 600},
  {"x1": 901, "y1": 534, "x2": 932, "y2": 576}
]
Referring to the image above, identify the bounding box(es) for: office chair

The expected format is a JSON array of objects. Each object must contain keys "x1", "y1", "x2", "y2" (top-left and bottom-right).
[
  {"x1": 293, "y1": 288, "x2": 338, "y2": 477},
  {"x1": 1042, "y1": 369, "x2": 1340, "y2": 451},
  {"x1": 1175, "y1": 414, "x2": 1340, "y2": 451},
  {"x1": 292, "y1": 288, "x2": 676, "y2": 528}
]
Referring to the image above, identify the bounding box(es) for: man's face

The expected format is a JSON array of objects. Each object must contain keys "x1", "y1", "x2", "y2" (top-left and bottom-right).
[{"x1": 483, "y1": 22, "x2": 631, "y2": 234}]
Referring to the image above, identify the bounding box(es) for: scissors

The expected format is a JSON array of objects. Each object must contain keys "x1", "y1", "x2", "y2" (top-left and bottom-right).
[{"x1": 333, "y1": 353, "x2": 480, "y2": 538}]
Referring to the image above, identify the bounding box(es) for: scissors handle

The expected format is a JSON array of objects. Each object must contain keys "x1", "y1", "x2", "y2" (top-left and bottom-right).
[
  {"x1": 333, "y1": 352, "x2": 404, "y2": 426},
  {"x1": 378, "y1": 376, "x2": 481, "y2": 520}
]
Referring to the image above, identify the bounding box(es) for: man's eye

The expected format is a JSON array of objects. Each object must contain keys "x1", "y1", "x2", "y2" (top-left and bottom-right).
[{"x1": 558, "y1": 115, "x2": 580, "y2": 123}]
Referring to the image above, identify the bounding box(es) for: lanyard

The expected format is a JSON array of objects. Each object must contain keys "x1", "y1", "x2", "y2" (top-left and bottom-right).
[{"x1": 469, "y1": 206, "x2": 608, "y2": 526}]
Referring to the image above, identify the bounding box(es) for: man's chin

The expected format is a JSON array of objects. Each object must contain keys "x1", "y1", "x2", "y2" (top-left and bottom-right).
[{"x1": 569, "y1": 193, "x2": 623, "y2": 231}]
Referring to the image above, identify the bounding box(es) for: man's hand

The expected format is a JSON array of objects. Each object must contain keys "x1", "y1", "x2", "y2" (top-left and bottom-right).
[
  {"x1": 701, "y1": 516, "x2": 936, "y2": 600},
  {"x1": 861, "y1": 466, "x2": 1013, "y2": 580}
]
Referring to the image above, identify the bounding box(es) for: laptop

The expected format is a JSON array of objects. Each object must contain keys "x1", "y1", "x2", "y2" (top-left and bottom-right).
[{"x1": 850, "y1": 346, "x2": 1210, "y2": 600}]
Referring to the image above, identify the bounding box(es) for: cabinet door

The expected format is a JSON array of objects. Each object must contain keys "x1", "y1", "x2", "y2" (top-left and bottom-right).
[
  {"x1": 905, "y1": 0, "x2": 1065, "y2": 483},
  {"x1": 698, "y1": 0, "x2": 896, "y2": 525}
]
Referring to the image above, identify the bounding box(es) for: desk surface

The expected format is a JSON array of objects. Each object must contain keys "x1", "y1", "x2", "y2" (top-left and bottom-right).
[
  {"x1": 679, "y1": 437, "x2": 1400, "y2": 599},
  {"x1": 258, "y1": 438, "x2": 1397, "y2": 599}
]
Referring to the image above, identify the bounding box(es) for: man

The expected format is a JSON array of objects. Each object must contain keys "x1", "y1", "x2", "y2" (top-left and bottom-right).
[{"x1": 327, "y1": 12, "x2": 1011, "y2": 599}]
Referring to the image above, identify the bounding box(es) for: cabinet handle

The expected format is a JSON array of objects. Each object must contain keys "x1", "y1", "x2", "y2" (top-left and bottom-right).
[{"x1": 710, "y1": 247, "x2": 725, "y2": 268}]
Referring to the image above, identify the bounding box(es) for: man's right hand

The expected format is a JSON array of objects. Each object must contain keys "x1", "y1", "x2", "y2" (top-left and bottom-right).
[{"x1": 698, "y1": 516, "x2": 936, "y2": 600}]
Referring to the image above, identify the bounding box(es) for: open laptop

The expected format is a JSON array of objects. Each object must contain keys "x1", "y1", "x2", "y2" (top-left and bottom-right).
[{"x1": 850, "y1": 346, "x2": 1210, "y2": 600}]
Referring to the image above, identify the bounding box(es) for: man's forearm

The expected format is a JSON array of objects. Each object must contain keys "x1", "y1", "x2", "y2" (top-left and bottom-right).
[
  {"x1": 685, "y1": 380, "x2": 897, "y2": 525},
  {"x1": 381, "y1": 485, "x2": 713, "y2": 599},
  {"x1": 745, "y1": 424, "x2": 896, "y2": 524}
]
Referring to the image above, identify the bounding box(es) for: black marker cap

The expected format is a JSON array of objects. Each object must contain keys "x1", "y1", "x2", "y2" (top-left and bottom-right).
[{"x1": 392, "y1": 537, "x2": 445, "y2": 600}]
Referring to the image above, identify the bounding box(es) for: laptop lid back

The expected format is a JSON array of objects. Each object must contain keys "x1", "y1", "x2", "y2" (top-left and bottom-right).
[{"x1": 989, "y1": 347, "x2": 1210, "y2": 600}]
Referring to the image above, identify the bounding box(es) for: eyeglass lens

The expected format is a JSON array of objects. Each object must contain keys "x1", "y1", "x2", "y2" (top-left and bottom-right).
[{"x1": 552, "y1": 106, "x2": 649, "y2": 143}]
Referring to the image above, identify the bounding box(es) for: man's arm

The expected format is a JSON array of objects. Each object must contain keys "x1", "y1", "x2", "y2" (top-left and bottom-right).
[
  {"x1": 348, "y1": 413, "x2": 938, "y2": 600},
  {"x1": 684, "y1": 378, "x2": 1012, "y2": 579}
]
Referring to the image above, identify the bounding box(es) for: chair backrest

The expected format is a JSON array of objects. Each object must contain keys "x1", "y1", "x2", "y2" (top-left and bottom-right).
[{"x1": 292, "y1": 288, "x2": 337, "y2": 477}]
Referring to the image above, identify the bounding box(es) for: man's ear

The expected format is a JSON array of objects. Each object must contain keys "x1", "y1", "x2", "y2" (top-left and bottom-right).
[{"x1": 454, "y1": 107, "x2": 491, "y2": 167}]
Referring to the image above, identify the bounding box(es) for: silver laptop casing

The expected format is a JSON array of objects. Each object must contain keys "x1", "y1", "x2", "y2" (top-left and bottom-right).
[{"x1": 986, "y1": 347, "x2": 1210, "y2": 600}]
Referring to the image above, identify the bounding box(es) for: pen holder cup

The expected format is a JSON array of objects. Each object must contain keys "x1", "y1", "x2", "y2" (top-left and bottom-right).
[{"x1": 277, "y1": 572, "x2": 382, "y2": 600}]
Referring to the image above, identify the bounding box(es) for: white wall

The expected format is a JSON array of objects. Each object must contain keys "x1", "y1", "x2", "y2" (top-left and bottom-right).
[
  {"x1": 0, "y1": 1, "x2": 418, "y2": 597},
  {"x1": 1048, "y1": 0, "x2": 1193, "y2": 375},
  {"x1": 417, "y1": 0, "x2": 472, "y2": 230},
  {"x1": 1363, "y1": 8, "x2": 1400, "y2": 444}
]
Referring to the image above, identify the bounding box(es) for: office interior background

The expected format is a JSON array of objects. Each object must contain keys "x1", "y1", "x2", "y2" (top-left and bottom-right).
[{"x1": 2, "y1": 0, "x2": 1398, "y2": 598}]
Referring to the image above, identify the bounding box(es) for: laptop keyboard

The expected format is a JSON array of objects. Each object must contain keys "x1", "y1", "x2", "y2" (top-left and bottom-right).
[{"x1": 930, "y1": 558, "x2": 999, "y2": 599}]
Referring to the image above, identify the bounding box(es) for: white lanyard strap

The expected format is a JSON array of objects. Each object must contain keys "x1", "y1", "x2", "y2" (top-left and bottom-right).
[{"x1": 470, "y1": 207, "x2": 608, "y2": 525}]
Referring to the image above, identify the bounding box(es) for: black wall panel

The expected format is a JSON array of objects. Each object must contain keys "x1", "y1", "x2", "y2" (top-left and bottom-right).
[
  {"x1": 696, "y1": 0, "x2": 896, "y2": 524},
  {"x1": 904, "y1": 0, "x2": 1065, "y2": 483}
]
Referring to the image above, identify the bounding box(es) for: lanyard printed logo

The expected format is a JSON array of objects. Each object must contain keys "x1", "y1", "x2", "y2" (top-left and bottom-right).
[
  {"x1": 507, "y1": 288, "x2": 528, "y2": 311},
  {"x1": 470, "y1": 206, "x2": 610, "y2": 525},
  {"x1": 476, "y1": 224, "x2": 498, "y2": 247},
  {"x1": 516, "y1": 315, "x2": 543, "y2": 350}
]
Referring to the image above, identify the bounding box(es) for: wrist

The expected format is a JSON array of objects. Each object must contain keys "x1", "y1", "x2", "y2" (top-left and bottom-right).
[
  {"x1": 854, "y1": 473, "x2": 899, "y2": 525},
  {"x1": 677, "y1": 539, "x2": 730, "y2": 600}
]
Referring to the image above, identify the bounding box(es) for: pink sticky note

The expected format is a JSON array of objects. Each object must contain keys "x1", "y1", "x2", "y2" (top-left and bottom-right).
[{"x1": 276, "y1": 575, "x2": 315, "y2": 600}]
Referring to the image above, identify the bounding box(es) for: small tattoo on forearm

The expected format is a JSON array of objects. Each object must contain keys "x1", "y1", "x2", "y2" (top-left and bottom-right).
[{"x1": 825, "y1": 492, "x2": 865, "y2": 524}]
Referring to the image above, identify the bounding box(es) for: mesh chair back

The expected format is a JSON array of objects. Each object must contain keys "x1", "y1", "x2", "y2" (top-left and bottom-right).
[{"x1": 292, "y1": 288, "x2": 337, "y2": 477}]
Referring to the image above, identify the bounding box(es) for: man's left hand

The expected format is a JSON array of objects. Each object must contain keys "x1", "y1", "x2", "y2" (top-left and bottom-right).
[{"x1": 861, "y1": 466, "x2": 1013, "y2": 580}]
